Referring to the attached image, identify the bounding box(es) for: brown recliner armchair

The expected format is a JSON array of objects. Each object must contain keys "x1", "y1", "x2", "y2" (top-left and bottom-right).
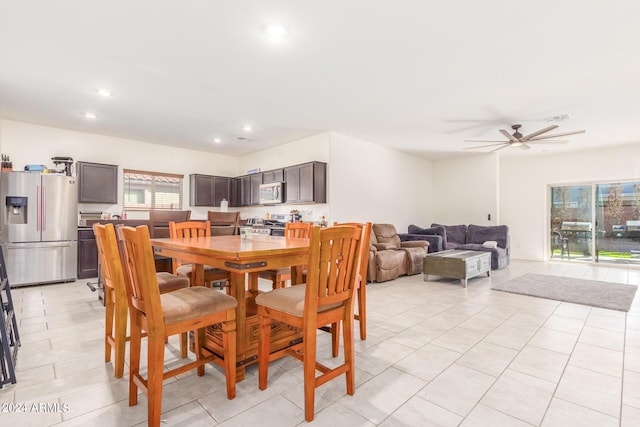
[{"x1": 367, "y1": 224, "x2": 428, "y2": 283}]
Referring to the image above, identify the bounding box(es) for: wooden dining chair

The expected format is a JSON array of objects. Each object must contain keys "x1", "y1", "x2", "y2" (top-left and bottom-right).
[
  {"x1": 334, "y1": 222, "x2": 372, "y2": 341},
  {"x1": 169, "y1": 220, "x2": 231, "y2": 291},
  {"x1": 207, "y1": 211, "x2": 240, "y2": 236},
  {"x1": 256, "y1": 223, "x2": 370, "y2": 422},
  {"x1": 257, "y1": 222, "x2": 312, "y2": 289},
  {"x1": 119, "y1": 225, "x2": 237, "y2": 427},
  {"x1": 149, "y1": 209, "x2": 192, "y2": 272},
  {"x1": 93, "y1": 223, "x2": 191, "y2": 378}
]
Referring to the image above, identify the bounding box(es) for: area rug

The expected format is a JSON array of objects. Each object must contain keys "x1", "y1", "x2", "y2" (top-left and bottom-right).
[{"x1": 492, "y1": 273, "x2": 638, "y2": 311}]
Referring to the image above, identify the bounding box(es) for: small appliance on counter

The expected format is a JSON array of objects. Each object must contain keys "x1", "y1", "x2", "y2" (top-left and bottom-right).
[
  {"x1": 78, "y1": 211, "x2": 104, "y2": 226},
  {"x1": 1, "y1": 154, "x2": 13, "y2": 172},
  {"x1": 51, "y1": 156, "x2": 74, "y2": 176}
]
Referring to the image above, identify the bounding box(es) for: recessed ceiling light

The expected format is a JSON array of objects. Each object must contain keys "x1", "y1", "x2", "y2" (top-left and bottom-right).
[
  {"x1": 85, "y1": 112, "x2": 96, "y2": 119},
  {"x1": 213, "y1": 138, "x2": 222, "y2": 143},
  {"x1": 264, "y1": 25, "x2": 288, "y2": 39},
  {"x1": 243, "y1": 125, "x2": 253, "y2": 132},
  {"x1": 96, "y1": 89, "x2": 111, "y2": 97}
]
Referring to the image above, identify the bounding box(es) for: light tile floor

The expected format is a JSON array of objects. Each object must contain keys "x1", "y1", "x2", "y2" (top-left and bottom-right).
[{"x1": 1, "y1": 260, "x2": 640, "y2": 426}]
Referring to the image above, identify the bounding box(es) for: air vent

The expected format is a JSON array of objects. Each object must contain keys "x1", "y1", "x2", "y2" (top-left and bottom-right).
[{"x1": 236, "y1": 136, "x2": 252, "y2": 142}]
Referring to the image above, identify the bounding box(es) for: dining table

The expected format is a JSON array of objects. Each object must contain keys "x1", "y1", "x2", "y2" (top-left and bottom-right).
[{"x1": 150, "y1": 234, "x2": 310, "y2": 380}]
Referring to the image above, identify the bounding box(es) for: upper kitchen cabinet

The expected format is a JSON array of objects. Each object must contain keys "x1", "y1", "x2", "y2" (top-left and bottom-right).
[
  {"x1": 251, "y1": 173, "x2": 262, "y2": 205},
  {"x1": 77, "y1": 161, "x2": 118, "y2": 204},
  {"x1": 284, "y1": 161, "x2": 326, "y2": 203},
  {"x1": 236, "y1": 173, "x2": 263, "y2": 206},
  {"x1": 262, "y1": 168, "x2": 284, "y2": 184},
  {"x1": 189, "y1": 174, "x2": 231, "y2": 207}
]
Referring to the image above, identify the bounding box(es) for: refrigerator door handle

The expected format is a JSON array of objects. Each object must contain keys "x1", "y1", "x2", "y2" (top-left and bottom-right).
[
  {"x1": 6, "y1": 242, "x2": 74, "y2": 249},
  {"x1": 37, "y1": 185, "x2": 42, "y2": 232},
  {"x1": 42, "y1": 185, "x2": 46, "y2": 232}
]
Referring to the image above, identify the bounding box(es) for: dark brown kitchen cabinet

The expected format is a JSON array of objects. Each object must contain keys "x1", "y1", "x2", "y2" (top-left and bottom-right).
[
  {"x1": 77, "y1": 229, "x2": 98, "y2": 279},
  {"x1": 250, "y1": 173, "x2": 263, "y2": 205},
  {"x1": 77, "y1": 161, "x2": 118, "y2": 204},
  {"x1": 214, "y1": 177, "x2": 231, "y2": 206},
  {"x1": 189, "y1": 174, "x2": 231, "y2": 207},
  {"x1": 284, "y1": 161, "x2": 326, "y2": 203},
  {"x1": 230, "y1": 178, "x2": 240, "y2": 207},
  {"x1": 237, "y1": 173, "x2": 263, "y2": 206},
  {"x1": 239, "y1": 176, "x2": 251, "y2": 206},
  {"x1": 262, "y1": 168, "x2": 284, "y2": 183}
]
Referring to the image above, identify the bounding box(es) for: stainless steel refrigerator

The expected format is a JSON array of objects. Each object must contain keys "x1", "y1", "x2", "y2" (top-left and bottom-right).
[{"x1": 1, "y1": 172, "x2": 77, "y2": 287}]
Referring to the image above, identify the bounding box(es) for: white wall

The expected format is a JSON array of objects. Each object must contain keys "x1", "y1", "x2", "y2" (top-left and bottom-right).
[
  {"x1": 432, "y1": 154, "x2": 499, "y2": 226},
  {"x1": 500, "y1": 143, "x2": 640, "y2": 261},
  {"x1": 236, "y1": 133, "x2": 331, "y2": 222},
  {"x1": 328, "y1": 132, "x2": 434, "y2": 230},
  {"x1": 0, "y1": 120, "x2": 239, "y2": 219},
  {"x1": 238, "y1": 133, "x2": 330, "y2": 174}
]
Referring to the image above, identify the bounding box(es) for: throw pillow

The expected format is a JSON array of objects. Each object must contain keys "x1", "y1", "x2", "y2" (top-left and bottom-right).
[{"x1": 482, "y1": 241, "x2": 498, "y2": 248}]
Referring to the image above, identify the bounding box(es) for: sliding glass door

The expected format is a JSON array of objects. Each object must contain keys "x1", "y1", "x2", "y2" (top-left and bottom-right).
[
  {"x1": 550, "y1": 181, "x2": 640, "y2": 265},
  {"x1": 595, "y1": 182, "x2": 640, "y2": 265}
]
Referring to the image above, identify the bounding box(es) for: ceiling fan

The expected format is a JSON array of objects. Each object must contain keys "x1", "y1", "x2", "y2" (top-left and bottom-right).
[{"x1": 464, "y1": 124, "x2": 585, "y2": 152}]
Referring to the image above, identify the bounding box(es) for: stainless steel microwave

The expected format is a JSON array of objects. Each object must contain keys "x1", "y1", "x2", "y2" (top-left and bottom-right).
[{"x1": 259, "y1": 182, "x2": 284, "y2": 204}]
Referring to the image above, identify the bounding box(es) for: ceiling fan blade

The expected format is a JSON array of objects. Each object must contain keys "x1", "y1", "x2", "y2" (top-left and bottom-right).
[
  {"x1": 490, "y1": 144, "x2": 510, "y2": 152},
  {"x1": 464, "y1": 139, "x2": 509, "y2": 143},
  {"x1": 521, "y1": 125, "x2": 558, "y2": 141},
  {"x1": 463, "y1": 143, "x2": 508, "y2": 150},
  {"x1": 499, "y1": 129, "x2": 520, "y2": 143},
  {"x1": 529, "y1": 130, "x2": 585, "y2": 141},
  {"x1": 525, "y1": 140, "x2": 570, "y2": 144}
]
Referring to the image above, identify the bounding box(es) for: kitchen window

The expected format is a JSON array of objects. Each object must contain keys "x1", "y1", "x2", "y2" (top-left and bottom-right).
[{"x1": 123, "y1": 169, "x2": 183, "y2": 210}]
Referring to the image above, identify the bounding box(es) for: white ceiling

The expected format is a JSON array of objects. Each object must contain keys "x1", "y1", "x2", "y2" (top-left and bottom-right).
[{"x1": 2, "y1": 1, "x2": 640, "y2": 159}]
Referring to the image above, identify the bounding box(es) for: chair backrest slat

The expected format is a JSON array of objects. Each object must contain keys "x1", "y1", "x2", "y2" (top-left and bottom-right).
[
  {"x1": 169, "y1": 220, "x2": 211, "y2": 239},
  {"x1": 119, "y1": 226, "x2": 164, "y2": 325},
  {"x1": 207, "y1": 212, "x2": 240, "y2": 235},
  {"x1": 333, "y1": 222, "x2": 372, "y2": 287},
  {"x1": 93, "y1": 223, "x2": 129, "y2": 305},
  {"x1": 305, "y1": 226, "x2": 363, "y2": 313},
  {"x1": 285, "y1": 222, "x2": 312, "y2": 238}
]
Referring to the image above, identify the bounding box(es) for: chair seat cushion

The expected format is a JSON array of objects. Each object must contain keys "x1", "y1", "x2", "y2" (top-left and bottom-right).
[
  {"x1": 161, "y1": 286, "x2": 237, "y2": 324},
  {"x1": 156, "y1": 272, "x2": 190, "y2": 293},
  {"x1": 255, "y1": 285, "x2": 341, "y2": 317}
]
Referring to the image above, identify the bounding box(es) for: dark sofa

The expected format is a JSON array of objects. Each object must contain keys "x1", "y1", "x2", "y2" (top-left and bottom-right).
[
  {"x1": 399, "y1": 225, "x2": 446, "y2": 253},
  {"x1": 403, "y1": 223, "x2": 510, "y2": 270}
]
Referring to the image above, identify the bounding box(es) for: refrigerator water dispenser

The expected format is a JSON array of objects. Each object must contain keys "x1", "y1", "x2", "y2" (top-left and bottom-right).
[{"x1": 5, "y1": 196, "x2": 27, "y2": 225}]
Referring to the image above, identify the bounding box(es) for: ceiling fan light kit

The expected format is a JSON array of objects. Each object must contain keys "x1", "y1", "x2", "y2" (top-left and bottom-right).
[{"x1": 464, "y1": 123, "x2": 585, "y2": 152}]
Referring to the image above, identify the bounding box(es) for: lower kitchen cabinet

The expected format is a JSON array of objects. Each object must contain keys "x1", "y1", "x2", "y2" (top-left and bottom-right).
[{"x1": 77, "y1": 229, "x2": 98, "y2": 279}]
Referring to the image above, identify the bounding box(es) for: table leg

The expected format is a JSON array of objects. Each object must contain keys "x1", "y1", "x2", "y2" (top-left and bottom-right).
[
  {"x1": 248, "y1": 272, "x2": 259, "y2": 293},
  {"x1": 291, "y1": 265, "x2": 304, "y2": 285},
  {"x1": 229, "y1": 271, "x2": 247, "y2": 381},
  {"x1": 460, "y1": 278, "x2": 467, "y2": 288},
  {"x1": 190, "y1": 263, "x2": 205, "y2": 286}
]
